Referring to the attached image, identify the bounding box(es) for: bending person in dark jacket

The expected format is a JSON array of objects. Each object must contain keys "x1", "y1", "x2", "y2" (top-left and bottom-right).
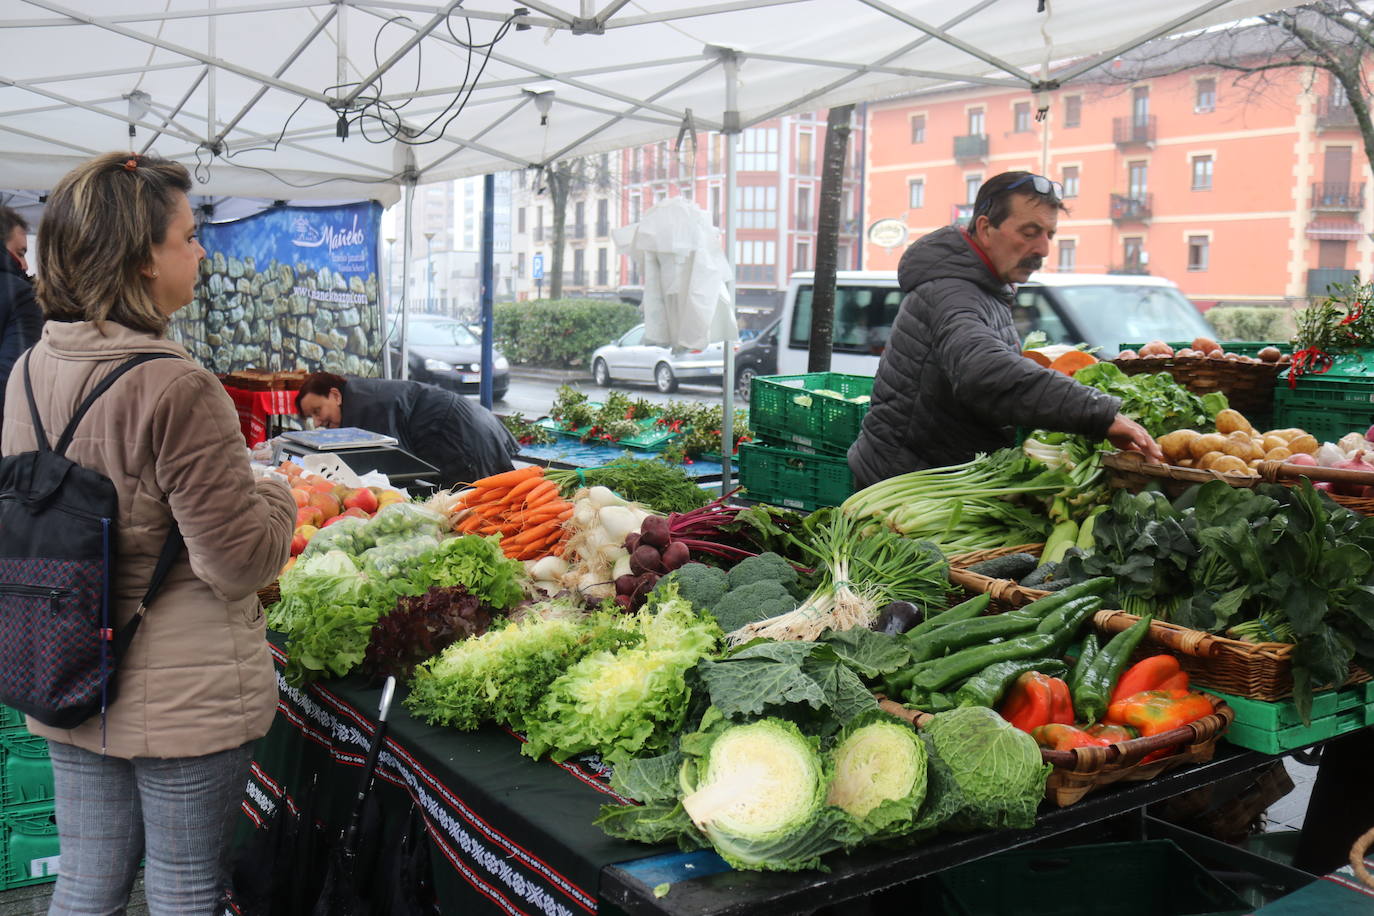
[
  {"x1": 0, "y1": 207, "x2": 44, "y2": 425},
  {"x1": 295, "y1": 372, "x2": 519, "y2": 488},
  {"x1": 848, "y1": 171, "x2": 1162, "y2": 489}
]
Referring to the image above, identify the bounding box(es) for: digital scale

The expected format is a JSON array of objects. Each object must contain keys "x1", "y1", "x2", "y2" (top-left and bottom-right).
[{"x1": 273, "y1": 427, "x2": 441, "y2": 494}]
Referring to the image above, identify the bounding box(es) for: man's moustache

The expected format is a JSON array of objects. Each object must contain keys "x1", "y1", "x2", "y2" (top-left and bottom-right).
[{"x1": 1019, "y1": 258, "x2": 1043, "y2": 270}]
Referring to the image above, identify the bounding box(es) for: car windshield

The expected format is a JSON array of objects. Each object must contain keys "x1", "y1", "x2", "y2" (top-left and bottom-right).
[
  {"x1": 1050, "y1": 284, "x2": 1213, "y2": 351},
  {"x1": 389, "y1": 318, "x2": 477, "y2": 347}
]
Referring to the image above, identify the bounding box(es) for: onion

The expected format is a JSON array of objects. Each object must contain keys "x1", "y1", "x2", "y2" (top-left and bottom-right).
[{"x1": 598, "y1": 505, "x2": 640, "y2": 543}]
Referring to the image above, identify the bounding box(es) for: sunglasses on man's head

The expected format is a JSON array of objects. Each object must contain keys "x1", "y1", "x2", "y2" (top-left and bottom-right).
[{"x1": 974, "y1": 174, "x2": 1064, "y2": 216}]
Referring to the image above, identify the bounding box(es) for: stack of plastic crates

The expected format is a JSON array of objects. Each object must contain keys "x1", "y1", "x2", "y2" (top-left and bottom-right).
[
  {"x1": 1274, "y1": 352, "x2": 1374, "y2": 444},
  {"x1": 738, "y1": 373, "x2": 871, "y2": 511},
  {"x1": 0, "y1": 704, "x2": 58, "y2": 890}
]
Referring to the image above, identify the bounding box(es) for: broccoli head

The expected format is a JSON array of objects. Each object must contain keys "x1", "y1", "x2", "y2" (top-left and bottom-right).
[
  {"x1": 725, "y1": 552, "x2": 803, "y2": 599},
  {"x1": 651, "y1": 562, "x2": 728, "y2": 614},
  {"x1": 711, "y1": 579, "x2": 798, "y2": 634}
]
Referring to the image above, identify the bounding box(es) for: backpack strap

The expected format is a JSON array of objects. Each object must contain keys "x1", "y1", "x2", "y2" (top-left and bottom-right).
[
  {"x1": 53, "y1": 353, "x2": 182, "y2": 457},
  {"x1": 111, "y1": 523, "x2": 185, "y2": 660}
]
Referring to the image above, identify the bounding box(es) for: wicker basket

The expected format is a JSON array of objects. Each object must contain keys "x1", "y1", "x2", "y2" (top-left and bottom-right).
[
  {"x1": 878, "y1": 695, "x2": 1233, "y2": 807},
  {"x1": 256, "y1": 580, "x2": 281, "y2": 608},
  {"x1": 1353, "y1": 826, "x2": 1374, "y2": 889},
  {"x1": 946, "y1": 544, "x2": 1049, "y2": 610},
  {"x1": 1094, "y1": 609, "x2": 1371, "y2": 702},
  {"x1": 1103, "y1": 452, "x2": 1374, "y2": 515},
  {"x1": 1111, "y1": 355, "x2": 1285, "y2": 417}
]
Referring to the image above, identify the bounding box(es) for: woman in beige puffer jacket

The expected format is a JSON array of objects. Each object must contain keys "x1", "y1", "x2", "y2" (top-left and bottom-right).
[{"x1": 2, "y1": 152, "x2": 295, "y2": 916}]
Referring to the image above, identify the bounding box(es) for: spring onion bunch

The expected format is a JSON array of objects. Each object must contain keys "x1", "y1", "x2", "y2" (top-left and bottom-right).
[
  {"x1": 727, "y1": 509, "x2": 949, "y2": 644},
  {"x1": 841, "y1": 444, "x2": 1103, "y2": 555}
]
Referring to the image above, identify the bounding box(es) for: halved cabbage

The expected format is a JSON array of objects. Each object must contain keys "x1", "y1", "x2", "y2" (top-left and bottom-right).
[{"x1": 826, "y1": 709, "x2": 927, "y2": 838}]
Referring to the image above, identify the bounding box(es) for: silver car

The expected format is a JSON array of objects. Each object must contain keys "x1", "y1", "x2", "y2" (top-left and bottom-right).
[{"x1": 591, "y1": 324, "x2": 724, "y2": 393}]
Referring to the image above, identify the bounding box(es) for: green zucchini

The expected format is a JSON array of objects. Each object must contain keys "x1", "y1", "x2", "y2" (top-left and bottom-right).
[
  {"x1": 1019, "y1": 561, "x2": 1059, "y2": 588},
  {"x1": 964, "y1": 552, "x2": 1039, "y2": 581}
]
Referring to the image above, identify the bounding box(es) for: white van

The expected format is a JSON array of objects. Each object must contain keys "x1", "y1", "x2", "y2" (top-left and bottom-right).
[{"x1": 774, "y1": 270, "x2": 1216, "y2": 376}]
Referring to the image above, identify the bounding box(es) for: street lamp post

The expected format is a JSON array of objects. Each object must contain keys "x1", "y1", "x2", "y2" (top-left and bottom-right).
[{"x1": 424, "y1": 230, "x2": 437, "y2": 314}]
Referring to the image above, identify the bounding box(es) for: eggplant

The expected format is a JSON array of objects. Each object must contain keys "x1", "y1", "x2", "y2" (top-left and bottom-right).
[{"x1": 873, "y1": 600, "x2": 924, "y2": 636}]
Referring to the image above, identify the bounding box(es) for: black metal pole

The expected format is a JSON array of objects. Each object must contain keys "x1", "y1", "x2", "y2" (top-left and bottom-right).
[{"x1": 480, "y1": 173, "x2": 496, "y2": 410}]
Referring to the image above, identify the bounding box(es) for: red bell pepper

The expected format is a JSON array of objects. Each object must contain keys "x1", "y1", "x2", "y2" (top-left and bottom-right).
[
  {"x1": 1031, "y1": 723, "x2": 1110, "y2": 751},
  {"x1": 1104, "y1": 689, "x2": 1215, "y2": 737},
  {"x1": 1110, "y1": 655, "x2": 1187, "y2": 705},
  {"x1": 999, "y1": 671, "x2": 1074, "y2": 733}
]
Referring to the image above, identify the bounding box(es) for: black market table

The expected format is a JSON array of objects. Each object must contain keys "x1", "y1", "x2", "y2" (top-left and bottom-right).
[{"x1": 240, "y1": 634, "x2": 1365, "y2": 916}]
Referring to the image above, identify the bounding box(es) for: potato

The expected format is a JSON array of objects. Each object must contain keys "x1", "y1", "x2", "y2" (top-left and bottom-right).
[
  {"x1": 1210, "y1": 455, "x2": 1249, "y2": 475},
  {"x1": 1214, "y1": 409, "x2": 1252, "y2": 435},
  {"x1": 1158, "y1": 429, "x2": 1200, "y2": 463},
  {"x1": 1248, "y1": 458, "x2": 1264, "y2": 469},
  {"x1": 1261, "y1": 434, "x2": 1289, "y2": 453},
  {"x1": 1207, "y1": 348, "x2": 1225, "y2": 358},
  {"x1": 1197, "y1": 450, "x2": 1225, "y2": 470},
  {"x1": 1192, "y1": 336, "x2": 1219, "y2": 354},
  {"x1": 1266, "y1": 446, "x2": 1293, "y2": 462},
  {"x1": 1222, "y1": 436, "x2": 1256, "y2": 459},
  {"x1": 1190, "y1": 433, "x2": 1228, "y2": 459},
  {"x1": 1176, "y1": 348, "x2": 1200, "y2": 358},
  {"x1": 1177, "y1": 457, "x2": 1196, "y2": 468},
  {"x1": 1118, "y1": 349, "x2": 1138, "y2": 359},
  {"x1": 1288, "y1": 433, "x2": 1319, "y2": 455}
]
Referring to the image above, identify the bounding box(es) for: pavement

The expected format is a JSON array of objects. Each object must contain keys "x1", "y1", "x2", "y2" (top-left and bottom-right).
[{"x1": 507, "y1": 365, "x2": 591, "y2": 385}]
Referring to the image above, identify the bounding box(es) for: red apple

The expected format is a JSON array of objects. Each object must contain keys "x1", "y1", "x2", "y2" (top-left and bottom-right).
[
  {"x1": 343, "y1": 487, "x2": 379, "y2": 514},
  {"x1": 290, "y1": 488, "x2": 310, "y2": 508},
  {"x1": 340, "y1": 506, "x2": 371, "y2": 520},
  {"x1": 296, "y1": 505, "x2": 324, "y2": 528},
  {"x1": 307, "y1": 492, "x2": 341, "y2": 522}
]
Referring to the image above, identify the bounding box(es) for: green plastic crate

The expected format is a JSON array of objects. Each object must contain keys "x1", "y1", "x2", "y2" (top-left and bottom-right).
[
  {"x1": 536, "y1": 413, "x2": 679, "y2": 451},
  {"x1": 0, "y1": 733, "x2": 52, "y2": 809},
  {"x1": 749, "y1": 373, "x2": 872, "y2": 457},
  {"x1": 0, "y1": 804, "x2": 58, "y2": 890},
  {"x1": 927, "y1": 840, "x2": 1249, "y2": 916},
  {"x1": 1272, "y1": 388, "x2": 1374, "y2": 444},
  {"x1": 737, "y1": 442, "x2": 854, "y2": 512},
  {"x1": 0, "y1": 705, "x2": 23, "y2": 733},
  {"x1": 1201, "y1": 682, "x2": 1374, "y2": 754}
]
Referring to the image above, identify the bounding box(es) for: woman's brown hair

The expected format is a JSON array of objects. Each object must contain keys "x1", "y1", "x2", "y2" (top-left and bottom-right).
[{"x1": 36, "y1": 152, "x2": 193, "y2": 334}]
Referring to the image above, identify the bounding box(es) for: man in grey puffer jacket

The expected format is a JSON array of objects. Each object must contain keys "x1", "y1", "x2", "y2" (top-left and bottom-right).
[{"x1": 849, "y1": 172, "x2": 1161, "y2": 489}]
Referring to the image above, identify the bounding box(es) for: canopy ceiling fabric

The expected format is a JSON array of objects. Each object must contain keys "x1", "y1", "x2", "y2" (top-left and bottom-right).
[{"x1": 1, "y1": 0, "x2": 1295, "y2": 202}]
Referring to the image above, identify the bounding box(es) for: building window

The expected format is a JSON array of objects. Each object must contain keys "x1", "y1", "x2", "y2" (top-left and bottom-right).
[
  {"x1": 596, "y1": 199, "x2": 608, "y2": 235},
  {"x1": 632, "y1": 147, "x2": 643, "y2": 179},
  {"x1": 1057, "y1": 239, "x2": 1076, "y2": 273},
  {"x1": 1195, "y1": 78, "x2": 1216, "y2": 112},
  {"x1": 1014, "y1": 102, "x2": 1031, "y2": 132},
  {"x1": 710, "y1": 186, "x2": 722, "y2": 227},
  {"x1": 597, "y1": 248, "x2": 608, "y2": 286},
  {"x1": 736, "y1": 185, "x2": 778, "y2": 229},
  {"x1": 1064, "y1": 96, "x2": 1081, "y2": 128},
  {"x1": 965, "y1": 174, "x2": 982, "y2": 205},
  {"x1": 738, "y1": 128, "x2": 780, "y2": 171},
  {"x1": 1188, "y1": 236, "x2": 1209, "y2": 271},
  {"x1": 968, "y1": 108, "x2": 985, "y2": 136},
  {"x1": 911, "y1": 115, "x2": 926, "y2": 144},
  {"x1": 517, "y1": 207, "x2": 526, "y2": 233},
  {"x1": 908, "y1": 178, "x2": 925, "y2": 209},
  {"x1": 630, "y1": 194, "x2": 640, "y2": 223},
  {"x1": 1123, "y1": 237, "x2": 1144, "y2": 272},
  {"x1": 1128, "y1": 161, "x2": 1148, "y2": 199},
  {"x1": 735, "y1": 239, "x2": 777, "y2": 284},
  {"x1": 573, "y1": 248, "x2": 585, "y2": 286},
  {"x1": 516, "y1": 252, "x2": 525, "y2": 278},
  {"x1": 796, "y1": 240, "x2": 811, "y2": 271},
  {"x1": 798, "y1": 132, "x2": 813, "y2": 174},
  {"x1": 1191, "y1": 155, "x2": 1213, "y2": 190},
  {"x1": 1132, "y1": 86, "x2": 1150, "y2": 125},
  {"x1": 797, "y1": 186, "x2": 812, "y2": 231},
  {"x1": 1062, "y1": 166, "x2": 1079, "y2": 199}
]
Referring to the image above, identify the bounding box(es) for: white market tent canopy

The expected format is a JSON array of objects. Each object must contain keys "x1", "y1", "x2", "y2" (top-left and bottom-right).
[{"x1": 0, "y1": 0, "x2": 1297, "y2": 202}]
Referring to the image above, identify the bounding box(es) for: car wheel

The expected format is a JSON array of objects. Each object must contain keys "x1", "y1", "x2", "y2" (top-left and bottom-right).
[
  {"x1": 654, "y1": 362, "x2": 678, "y2": 393},
  {"x1": 593, "y1": 358, "x2": 611, "y2": 387},
  {"x1": 493, "y1": 387, "x2": 508, "y2": 402},
  {"x1": 735, "y1": 366, "x2": 757, "y2": 400}
]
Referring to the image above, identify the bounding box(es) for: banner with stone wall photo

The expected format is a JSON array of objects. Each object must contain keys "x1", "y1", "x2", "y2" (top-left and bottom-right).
[{"x1": 173, "y1": 201, "x2": 384, "y2": 376}]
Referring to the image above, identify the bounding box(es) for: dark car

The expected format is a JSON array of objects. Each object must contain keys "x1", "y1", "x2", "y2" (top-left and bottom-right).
[
  {"x1": 386, "y1": 314, "x2": 510, "y2": 400},
  {"x1": 732, "y1": 318, "x2": 779, "y2": 398}
]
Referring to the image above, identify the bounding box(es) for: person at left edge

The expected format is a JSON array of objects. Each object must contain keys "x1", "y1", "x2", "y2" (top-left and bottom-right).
[
  {"x1": 296, "y1": 371, "x2": 519, "y2": 488},
  {"x1": 0, "y1": 206, "x2": 44, "y2": 426}
]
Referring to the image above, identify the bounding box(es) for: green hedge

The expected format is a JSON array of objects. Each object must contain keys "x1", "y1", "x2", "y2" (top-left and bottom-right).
[
  {"x1": 494, "y1": 298, "x2": 640, "y2": 368},
  {"x1": 1206, "y1": 306, "x2": 1296, "y2": 343}
]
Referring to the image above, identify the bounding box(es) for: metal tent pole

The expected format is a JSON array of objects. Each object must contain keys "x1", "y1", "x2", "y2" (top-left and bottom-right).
[
  {"x1": 479, "y1": 173, "x2": 496, "y2": 409},
  {"x1": 400, "y1": 180, "x2": 415, "y2": 380},
  {"x1": 720, "y1": 49, "x2": 740, "y2": 496}
]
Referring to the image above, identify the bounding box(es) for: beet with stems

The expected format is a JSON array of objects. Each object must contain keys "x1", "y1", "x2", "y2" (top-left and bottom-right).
[
  {"x1": 630, "y1": 545, "x2": 666, "y2": 575},
  {"x1": 661, "y1": 540, "x2": 691, "y2": 571}
]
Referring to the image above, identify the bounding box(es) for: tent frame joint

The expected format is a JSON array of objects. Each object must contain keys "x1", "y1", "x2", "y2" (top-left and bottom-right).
[{"x1": 570, "y1": 17, "x2": 605, "y2": 35}]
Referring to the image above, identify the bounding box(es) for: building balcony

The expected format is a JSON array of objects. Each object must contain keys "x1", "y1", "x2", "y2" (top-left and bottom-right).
[
  {"x1": 533, "y1": 227, "x2": 545, "y2": 242},
  {"x1": 596, "y1": 270, "x2": 609, "y2": 287},
  {"x1": 627, "y1": 168, "x2": 642, "y2": 183},
  {"x1": 736, "y1": 264, "x2": 777, "y2": 284},
  {"x1": 596, "y1": 220, "x2": 609, "y2": 237},
  {"x1": 1316, "y1": 96, "x2": 1358, "y2": 130},
  {"x1": 572, "y1": 270, "x2": 586, "y2": 287},
  {"x1": 1308, "y1": 267, "x2": 1360, "y2": 297},
  {"x1": 1110, "y1": 193, "x2": 1152, "y2": 222},
  {"x1": 1113, "y1": 115, "x2": 1155, "y2": 147},
  {"x1": 1108, "y1": 263, "x2": 1150, "y2": 276},
  {"x1": 953, "y1": 134, "x2": 988, "y2": 161},
  {"x1": 1311, "y1": 182, "x2": 1366, "y2": 212},
  {"x1": 571, "y1": 223, "x2": 587, "y2": 239},
  {"x1": 1306, "y1": 219, "x2": 1365, "y2": 241}
]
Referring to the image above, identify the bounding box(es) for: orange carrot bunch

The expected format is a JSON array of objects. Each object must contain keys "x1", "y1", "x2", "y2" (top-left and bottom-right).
[{"x1": 452, "y1": 466, "x2": 573, "y2": 561}]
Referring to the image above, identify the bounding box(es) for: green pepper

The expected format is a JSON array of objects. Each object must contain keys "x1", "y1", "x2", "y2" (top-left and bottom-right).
[
  {"x1": 1067, "y1": 632, "x2": 1100, "y2": 701},
  {"x1": 954, "y1": 657, "x2": 1068, "y2": 709},
  {"x1": 910, "y1": 631, "x2": 1059, "y2": 693},
  {"x1": 908, "y1": 611, "x2": 1041, "y2": 663},
  {"x1": 1072, "y1": 615, "x2": 1155, "y2": 724},
  {"x1": 902, "y1": 592, "x2": 990, "y2": 641},
  {"x1": 1035, "y1": 595, "x2": 1103, "y2": 637}
]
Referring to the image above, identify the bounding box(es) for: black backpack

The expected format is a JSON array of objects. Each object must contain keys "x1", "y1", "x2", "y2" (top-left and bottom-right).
[{"x1": 0, "y1": 353, "x2": 183, "y2": 730}]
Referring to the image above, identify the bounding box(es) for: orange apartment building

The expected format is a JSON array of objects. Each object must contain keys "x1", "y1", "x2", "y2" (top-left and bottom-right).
[{"x1": 862, "y1": 43, "x2": 1370, "y2": 308}]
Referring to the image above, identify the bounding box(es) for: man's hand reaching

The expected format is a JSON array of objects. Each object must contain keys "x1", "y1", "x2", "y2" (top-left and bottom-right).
[{"x1": 1106, "y1": 413, "x2": 1164, "y2": 463}]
